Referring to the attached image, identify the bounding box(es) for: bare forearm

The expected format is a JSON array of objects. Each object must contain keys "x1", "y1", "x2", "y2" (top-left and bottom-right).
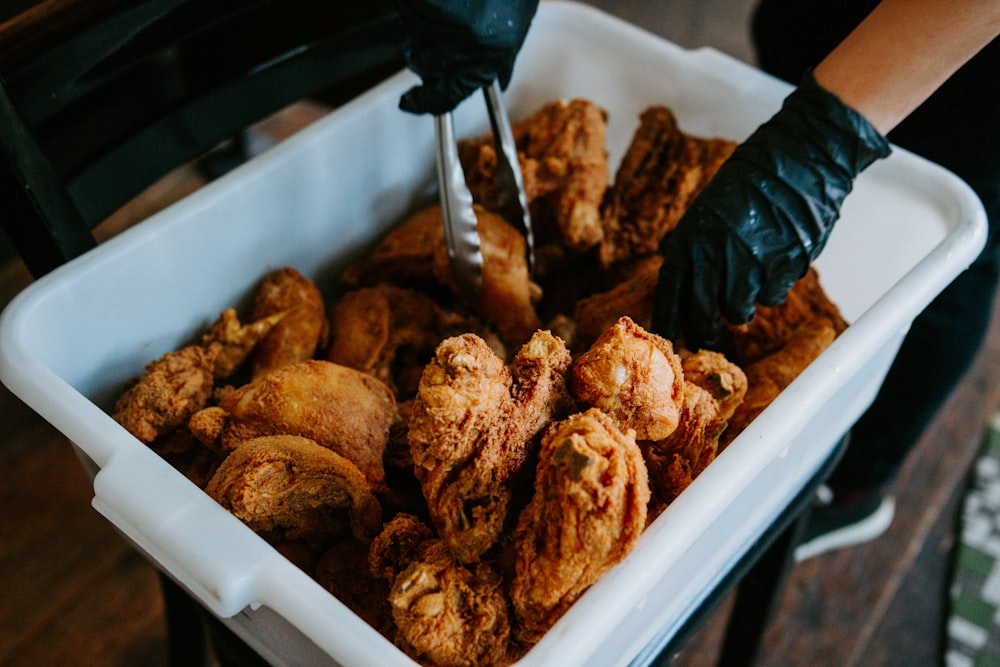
[{"x1": 813, "y1": 0, "x2": 1000, "y2": 134}]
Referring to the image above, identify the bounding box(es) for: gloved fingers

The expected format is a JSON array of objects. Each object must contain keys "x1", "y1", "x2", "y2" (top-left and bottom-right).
[
  {"x1": 683, "y1": 245, "x2": 725, "y2": 350},
  {"x1": 398, "y1": 63, "x2": 495, "y2": 115},
  {"x1": 718, "y1": 240, "x2": 763, "y2": 325},
  {"x1": 651, "y1": 253, "x2": 688, "y2": 344},
  {"x1": 756, "y1": 248, "x2": 809, "y2": 306}
]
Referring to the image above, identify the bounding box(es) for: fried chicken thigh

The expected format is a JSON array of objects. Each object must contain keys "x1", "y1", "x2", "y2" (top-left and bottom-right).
[
  {"x1": 205, "y1": 434, "x2": 382, "y2": 544},
  {"x1": 342, "y1": 205, "x2": 541, "y2": 347},
  {"x1": 408, "y1": 331, "x2": 573, "y2": 563},
  {"x1": 188, "y1": 359, "x2": 395, "y2": 489},
  {"x1": 511, "y1": 408, "x2": 650, "y2": 643}
]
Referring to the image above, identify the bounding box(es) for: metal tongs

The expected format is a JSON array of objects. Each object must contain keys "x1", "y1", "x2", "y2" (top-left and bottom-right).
[{"x1": 435, "y1": 80, "x2": 534, "y2": 303}]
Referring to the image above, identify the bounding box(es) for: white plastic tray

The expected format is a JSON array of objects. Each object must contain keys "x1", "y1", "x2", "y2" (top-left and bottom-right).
[{"x1": 0, "y1": 2, "x2": 986, "y2": 666}]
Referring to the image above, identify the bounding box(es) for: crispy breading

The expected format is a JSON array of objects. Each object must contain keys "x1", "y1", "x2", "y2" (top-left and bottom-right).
[
  {"x1": 459, "y1": 98, "x2": 610, "y2": 252},
  {"x1": 408, "y1": 331, "x2": 573, "y2": 563},
  {"x1": 570, "y1": 316, "x2": 685, "y2": 442},
  {"x1": 722, "y1": 319, "x2": 837, "y2": 446},
  {"x1": 341, "y1": 205, "x2": 541, "y2": 348},
  {"x1": 511, "y1": 408, "x2": 649, "y2": 643},
  {"x1": 599, "y1": 105, "x2": 735, "y2": 267},
  {"x1": 249, "y1": 267, "x2": 329, "y2": 378},
  {"x1": 388, "y1": 540, "x2": 513, "y2": 667},
  {"x1": 188, "y1": 359, "x2": 396, "y2": 489},
  {"x1": 113, "y1": 344, "x2": 216, "y2": 444},
  {"x1": 205, "y1": 434, "x2": 382, "y2": 544}
]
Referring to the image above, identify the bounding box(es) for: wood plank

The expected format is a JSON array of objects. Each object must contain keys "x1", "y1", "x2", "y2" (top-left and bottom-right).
[
  {"x1": 4, "y1": 549, "x2": 168, "y2": 667},
  {"x1": 0, "y1": 404, "x2": 154, "y2": 659}
]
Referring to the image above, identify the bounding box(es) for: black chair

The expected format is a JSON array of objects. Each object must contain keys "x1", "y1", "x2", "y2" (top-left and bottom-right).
[{"x1": 0, "y1": 0, "x2": 406, "y2": 278}]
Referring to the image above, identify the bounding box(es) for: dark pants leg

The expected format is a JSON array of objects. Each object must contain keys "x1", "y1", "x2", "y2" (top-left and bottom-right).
[{"x1": 752, "y1": 0, "x2": 1000, "y2": 493}]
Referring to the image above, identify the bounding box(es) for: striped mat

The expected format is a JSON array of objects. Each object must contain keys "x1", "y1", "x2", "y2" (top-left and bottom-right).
[{"x1": 947, "y1": 411, "x2": 1000, "y2": 667}]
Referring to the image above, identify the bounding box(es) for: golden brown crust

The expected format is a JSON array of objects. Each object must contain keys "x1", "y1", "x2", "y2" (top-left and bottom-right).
[
  {"x1": 570, "y1": 316, "x2": 685, "y2": 441},
  {"x1": 511, "y1": 408, "x2": 649, "y2": 643},
  {"x1": 190, "y1": 359, "x2": 396, "y2": 489},
  {"x1": 459, "y1": 98, "x2": 610, "y2": 253},
  {"x1": 200, "y1": 307, "x2": 286, "y2": 379},
  {"x1": 205, "y1": 434, "x2": 382, "y2": 544},
  {"x1": 599, "y1": 106, "x2": 735, "y2": 267},
  {"x1": 723, "y1": 319, "x2": 837, "y2": 446},
  {"x1": 409, "y1": 331, "x2": 574, "y2": 564},
  {"x1": 113, "y1": 345, "x2": 216, "y2": 444},
  {"x1": 249, "y1": 267, "x2": 329, "y2": 378},
  {"x1": 388, "y1": 541, "x2": 512, "y2": 667}
]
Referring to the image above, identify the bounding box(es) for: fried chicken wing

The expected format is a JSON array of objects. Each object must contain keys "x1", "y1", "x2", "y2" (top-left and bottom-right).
[
  {"x1": 511, "y1": 408, "x2": 649, "y2": 643},
  {"x1": 205, "y1": 434, "x2": 382, "y2": 544},
  {"x1": 723, "y1": 319, "x2": 837, "y2": 446},
  {"x1": 570, "y1": 316, "x2": 685, "y2": 441},
  {"x1": 599, "y1": 106, "x2": 735, "y2": 267},
  {"x1": 113, "y1": 345, "x2": 216, "y2": 444},
  {"x1": 721, "y1": 267, "x2": 849, "y2": 365},
  {"x1": 200, "y1": 307, "x2": 286, "y2": 379},
  {"x1": 249, "y1": 267, "x2": 329, "y2": 378},
  {"x1": 409, "y1": 331, "x2": 573, "y2": 563},
  {"x1": 188, "y1": 359, "x2": 395, "y2": 489},
  {"x1": 459, "y1": 98, "x2": 610, "y2": 252}
]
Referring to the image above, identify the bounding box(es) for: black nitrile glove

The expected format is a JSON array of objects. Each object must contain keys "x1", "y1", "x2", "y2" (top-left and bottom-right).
[
  {"x1": 651, "y1": 72, "x2": 891, "y2": 349},
  {"x1": 395, "y1": 0, "x2": 539, "y2": 115}
]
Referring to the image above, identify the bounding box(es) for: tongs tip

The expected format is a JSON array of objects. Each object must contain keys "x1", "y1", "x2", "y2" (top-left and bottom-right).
[{"x1": 435, "y1": 81, "x2": 534, "y2": 303}]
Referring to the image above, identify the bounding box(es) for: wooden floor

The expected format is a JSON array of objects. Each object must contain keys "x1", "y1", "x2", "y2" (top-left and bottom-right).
[{"x1": 3, "y1": 2, "x2": 999, "y2": 666}]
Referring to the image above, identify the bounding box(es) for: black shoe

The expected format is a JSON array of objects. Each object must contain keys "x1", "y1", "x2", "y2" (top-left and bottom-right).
[{"x1": 794, "y1": 488, "x2": 895, "y2": 563}]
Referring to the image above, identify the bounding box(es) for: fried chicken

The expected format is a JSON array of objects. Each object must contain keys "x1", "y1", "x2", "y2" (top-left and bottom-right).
[
  {"x1": 511, "y1": 408, "x2": 650, "y2": 643},
  {"x1": 641, "y1": 383, "x2": 726, "y2": 518},
  {"x1": 721, "y1": 267, "x2": 849, "y2": 365},
  {"x1": 327, "y1": 283, "x2": 502, "y2": 399},
  {"x1": 599, "y1": 105, "x2": 736, "y2": 267},
  {"x1": 315, "y1": 537, "x2": 392, "y2": 635},
  {"x1": 205, "y1": 434, "x2": 383, "y2": 544},
  {"x1": 680, "y1": 348, "x2": 748, "y2": 423},
  {"x1": 113, "y1": 344, "x2": 216, "y2": 444},
  {"x1": 408, "y1": 331, "x2": 573, "y2": 563},
  {"x1": 248, "y1": 267, "x2": 329, "y2": 378},
  {"x1": 188, "y1": 359, "x2": 396, "y2": 489},
  {"x1": 200, "y1": 307, "x2": 286, "y2": 379},
  {"x1": 342, "y1": 205, "x2": 541, "y2": 348},
  {"x1": 459, "y1": 98, "x2": 610, "y2": 252},
  {"x1": 388, "y1": 539, "x2": 512, "y2": 667},
  {"x1": 571, "y1": 255, "x2": 663, "y2": 349},
  {"x1": 722, "y1": 318, "x2": 837, "y2": 446},
  {"x1": 570, "y1": 316, "x2": 685, "y2": 442}
]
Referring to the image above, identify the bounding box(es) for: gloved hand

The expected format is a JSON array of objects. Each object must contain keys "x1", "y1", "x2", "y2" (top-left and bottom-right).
[
  {"x1": 651, "y1": 72, "x2": 891, "y2": 349},
  {"x1": 395, "y1": 0, "x2": 539, "y2": 115}
]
